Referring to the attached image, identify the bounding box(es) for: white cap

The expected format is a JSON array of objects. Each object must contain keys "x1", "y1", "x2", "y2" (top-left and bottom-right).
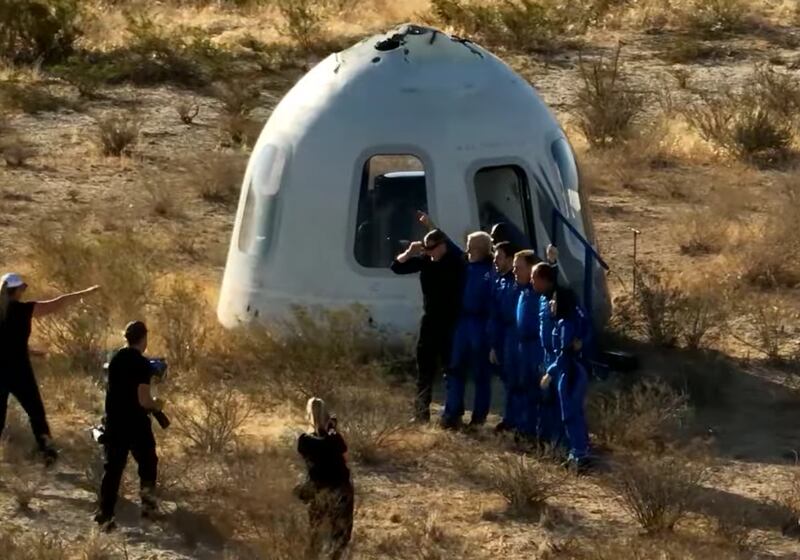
[{"x1": 0, "y1": 273, "x2": 26, "y2": 289}]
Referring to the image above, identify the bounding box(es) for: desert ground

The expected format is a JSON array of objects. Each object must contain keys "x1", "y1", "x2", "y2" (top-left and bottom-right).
[{"x1": 2, "y1": 0, "x2": 800, "y2": 558}]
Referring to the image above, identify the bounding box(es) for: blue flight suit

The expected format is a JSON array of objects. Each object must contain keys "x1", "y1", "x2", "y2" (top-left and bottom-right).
[
  {"x1": 515, "y1": 285, "x2": 545, "y2": 437},
  {"x1": 547, "y1": 307, "x2": 590, "y2": 462},
  {"x1": 488, "y1": 271, "x2": 522, "y2": 429},
  {"x1": 443, "y1": 259, "x2": 494, "y2": 425},
  {"x1": 538, "y1": 290, "x2": 563, "y2": 445}
]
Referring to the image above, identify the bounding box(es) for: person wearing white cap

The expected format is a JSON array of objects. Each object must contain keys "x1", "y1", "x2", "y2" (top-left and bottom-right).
[{"x1": 0, "y1": 272, "x2": 100, "y2": 465}]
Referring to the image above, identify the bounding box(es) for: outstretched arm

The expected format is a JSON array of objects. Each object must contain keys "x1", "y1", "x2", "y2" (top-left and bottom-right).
[{"x1": 32, "y1": 285, "x2": 101, "y2": 318}]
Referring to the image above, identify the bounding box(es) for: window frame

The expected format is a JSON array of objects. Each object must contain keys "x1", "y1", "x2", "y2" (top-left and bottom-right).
[{"x1": 347, "y1": 146, "x2": 436, "y2": 277}]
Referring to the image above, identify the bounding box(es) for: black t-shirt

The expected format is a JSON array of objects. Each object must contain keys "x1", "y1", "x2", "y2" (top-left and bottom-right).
[
  {"x1": 0, "y1": 301, "x2": 36, "y2": 367},
  {"x1": 298, "y1": 431, "x2": 351, "y2": 489},
  {"x1": 390, "y1": 239, "x2": 466, "y2": 322},
  {"x1": 105, "y1": 347, "x2": 153, "y2": 428}
]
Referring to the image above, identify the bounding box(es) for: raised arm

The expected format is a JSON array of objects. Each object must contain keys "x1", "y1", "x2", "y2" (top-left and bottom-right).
[
  {"x1": 391, "y1": 242, "x2": 425, "y2": 274},
  {"x1": 32, "y1": 285, "x2": 101, "y2": 318}
]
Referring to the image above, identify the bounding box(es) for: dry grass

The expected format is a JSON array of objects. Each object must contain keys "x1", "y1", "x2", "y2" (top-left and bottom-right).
[
  {"x1": 588, "y1": 378, "x2": 689, "y2": 452},
  {"x1": 176, "y1": 99, "x2": 199, "y2": 124},
  {"x1": 186, "y1": 151, "x2": 247, "y2": 206},
  {"x1": 488, "y1": 452, "x2": 560, "y2": 518},
  {"x1": 575, "y1": 44, "x2": 645, "y2": 148},
  {"x1": 0, "y1": 529, "x2": 68, "y2": 560},
  {"x1": 96, "y1": 112, "x2": 140, "y2": 157},
  {"x1": 175, "y1": 386, "x2": 255, "y2": 454},
  {"x1": 155, "y1": 278, "x2": 211, "y2": 372},
  {"x1": 614, "y1": 455, "x2": 707, "y2": 533}
]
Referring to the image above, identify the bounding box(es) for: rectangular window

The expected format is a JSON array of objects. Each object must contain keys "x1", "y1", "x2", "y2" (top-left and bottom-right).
[
  {"x1": 474, "y1": 165, "x2": 534, "y2": 250},
  {"x1": 354, "y1": 155, "x2": 428, "y2": 268}
]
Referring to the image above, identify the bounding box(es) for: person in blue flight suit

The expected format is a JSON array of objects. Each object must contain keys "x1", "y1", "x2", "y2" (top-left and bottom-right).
[
  {"x1": 441, "y1": 231, "x2": 494, "y2": 429},
  {"x1": 487, "y1": 242, "x2": 521, "y2": 434},
  {"x1": 512, "y1": 250, "x2": 547, "y2": 440},
  {"x1": 540, "y1": 288, "x2": 591, "y2": 471},
  {"x1": 531, "y1": 256, "x2": 563, "y2": 446}
]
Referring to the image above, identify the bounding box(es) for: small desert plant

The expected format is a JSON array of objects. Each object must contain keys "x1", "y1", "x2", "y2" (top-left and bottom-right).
[
  {"x1": 734, "y1": 299, "x2": 799, "y2": 362},
  {"x1": 337, "y1": 391, "x2": 404, "y2": 465},
  {"x1": 176, "y1": 386, "x2": 254, "y2": 453},
  {"x1": 1, "y1": 463, "x2": 45, "y2": 512},
  {"x1": 155, "y1": 279, "x2": 209, "y2": 372},
  {"x1": 615, "y1": 456, "x2": 707, "y2": 533},
  {"x1": 176, "y1": 100, "x2": 199, "y2": 124},
  {"x1": 675, "y1": 209, "x2": 728, "y2": 256},
  {"x1": 588, "y1": 379, "x2": 689, "y2": 451},
  {"x1": 1, "y1": 137, "x2": 35, "y2": 167},
  {"x1": 632, "y1": 267, "x2": 685, "y2": 347},
  {"x1": 684, "y1": 0, "x2": 748, "y2": 38},
  {"x1": 489, "y1": 453, "x2": 558, "y2": 517},
  {"x1": 276, "y1": 0, "x2": 327, "y2": 51},
  {"x1": 684, "y1": 89, "x2": 793, "y2": 167},
  {"x1": 96, "y1": 113, "x2": 139, "y2": 156},
  {"x1": 143, "y1": 179, "x2": 181, "y2": 218},
  {"x1": 38, "y1": 303, "x2": 109, "y2": 374},
  {"x1": 669, "y1": 67, "x2": 692, "y2": 90},
  {"x1": 0, "y1": 81, "x2": 72, "y2": 114},
  {"x1": 219, "y1": 113, "x2": 261, "y2": 147},
  {"x1": 575, "y1": 44, "x2": 645, "y2": 148},
  {"x1": 189, "y1": 152, "x2": 246, "y2": 205}
]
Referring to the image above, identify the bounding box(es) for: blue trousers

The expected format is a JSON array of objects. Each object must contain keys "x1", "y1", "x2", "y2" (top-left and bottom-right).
[
  {"x1": 557, "y1": 361, "x2": 589, "y2": 460},
  {"x1": 517, "y1": 342, "x2": 544, "y2": 437},
  {"x1": 501, "y1": 333, "x2": 521, "y2": 428},
  {"x1": 443, "y1": 318, "x2": 491, "y2": 423}
]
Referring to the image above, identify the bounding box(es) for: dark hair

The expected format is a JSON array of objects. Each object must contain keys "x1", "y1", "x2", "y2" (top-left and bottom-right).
[
  {"x1": 423, "y1": 229, "x2": 447, "y2": 249},
  {"x1": 553, "y1": 288, "x2": 577, "y2": 320},
  {"x1": 490, "y1": 222, "x2": 509, "y2": 244},
  {"x1": 532, "y1": 262, "x2": 557, "y2": 285},
  {"x1": 494, "y1": 241, "x2": 517, "y2": 259},
  {"x1": 124, "y1": 321, "x2": 148, "y2": 345}
]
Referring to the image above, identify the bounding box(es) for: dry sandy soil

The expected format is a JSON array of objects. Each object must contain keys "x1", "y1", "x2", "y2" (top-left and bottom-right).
[{"x1": 2, "y1": 1, "x2": 800, "y2": 558}]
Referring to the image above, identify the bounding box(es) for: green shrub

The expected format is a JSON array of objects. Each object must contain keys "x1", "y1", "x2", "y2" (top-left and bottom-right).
[
  {"x1": 0, "y1": 0, "x2": 81, "y2": 63},
  {"x1": 277, "y1": 0, "x2": 327, "y2": 51}
]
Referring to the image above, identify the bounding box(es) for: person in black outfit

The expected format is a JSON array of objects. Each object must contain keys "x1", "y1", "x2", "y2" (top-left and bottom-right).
[
  {"x1": 95, "y1": 321, "x2": 163, "y2": 531},
  {"x1": 391, "y1": 212, "x2": 466, "y2": 423},
  {"x1": 0, "y1": 272, "x2": 100, "y2": 465},
  {"x1": 296, "y1": 397, "x2": 354, "y2": 560}
]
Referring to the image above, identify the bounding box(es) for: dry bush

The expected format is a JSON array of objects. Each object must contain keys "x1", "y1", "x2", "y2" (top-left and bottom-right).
[
  {"x1": 556, "y1": 533, "x2": 748, "y2": 560},
  {"x1": 96, "y1": 113, "x2": 139, "y2": 157},
  {"x1": 38, "y1": 303, "x2": 109, "y2": 374},
  {"x1": 175, "y1": 386, "x2": 255, "y2": 454},
  {"x1": 683, "y1": 0, "x2": 748, "y2": 38},
  {"x1": 376, "y1": 513, "x2": 464, "y2": 560},
  {"x1": 336, "y1": 388, "x2": 405, "y2": 465},
  {"x1": 674, "y1": 209, "x2": 728, "y2": 256},
  {"x1": 1, "y1": 132, "x2": 35, "y2": 167},
  {"x1": 429, "y1": 0, "x2": 596, "y2": 54},
  {"x1": 28, "y1": 221, "x2": 157, "y2": 323},
  {"x1": 81, "y1": 531, "x2": 125, "y2": 560},
  {"x1": 683, "y1": 88, "x2": 793, "y2": 167},
  {"x1": 188, "y1": 152, "x2": 246, "y2": 205},
  {"x1": 143, "y1": 178, "x2": 181, "y2": 218},
  {"x1": 488, "y1": 453, "x2": 559, "y2": 517},
  {"x1": 660, "y1": 38, "x2": 730, "y2": 64},
  {"x1": 0, "y1": 460, "x2": 45, "y2": 512},
  {"x1": 614, "y1": 455, "x2": 707, "y2": 533},
  {"x1": 0, "y1": 81, "x2": 74, "y2": 114},
  {"x1": 588, "y1": 379, "x2": 689, "y2": 452},
  {"x1": 733, "y1": 298, "x2": 799, "y2": 362},
  {"x1": 575, "y1": 45, "x2": 645, "y2": 148},
  {"x1": 619, "y1": 267, "x2": 731, "y2": 349},
  {"x1": 219, "y1": 113, "x2": 261, "y2": 147},
  {"x1": 277, "y1": 0, "x2": 327, "y2": 51},
  {"x1": 0, "y1": 529, "x2": 68, "y2": 560},
  {"x1": 155, "y1": 279, "x2": 210, "y2": 372},
  {"x1": 176, "y1": 100, "x2": 199, "y2": 124},
  {"x1": 0, "y1": 0, "x2": 81, "y2": 63}
]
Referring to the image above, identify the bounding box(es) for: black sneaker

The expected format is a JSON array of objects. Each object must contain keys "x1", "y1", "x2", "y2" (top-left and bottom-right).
[
  {"x1": 41, "y1": 445, "x2": 59, "y2": 468},
  {"x1": 493, "y1": 421, "x2": 511, "y2": 434},
  {"x1": 93, "y1": 512, "x2": 117, "y2": 532},
  {"x1": 438, "y1": 417, "x2": 462, "y2": 431}
]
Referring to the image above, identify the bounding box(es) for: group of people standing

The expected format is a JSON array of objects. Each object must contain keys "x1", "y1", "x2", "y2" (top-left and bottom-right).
[{"x1": 392, "y1": 213, "x2": 592, "y2": 469}]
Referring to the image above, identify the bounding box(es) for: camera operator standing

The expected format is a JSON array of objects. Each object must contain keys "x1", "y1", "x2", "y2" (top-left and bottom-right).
[{"x1": 95, "y1": 321, "x2": 164, "y2": 531}]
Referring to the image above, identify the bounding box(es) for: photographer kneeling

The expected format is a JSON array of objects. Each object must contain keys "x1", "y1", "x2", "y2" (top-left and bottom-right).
[{"x1": 95, "y1": 321, "x2": 165, "y2": 531}]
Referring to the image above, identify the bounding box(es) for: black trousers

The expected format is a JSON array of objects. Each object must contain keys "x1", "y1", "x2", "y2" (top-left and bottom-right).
[
  {"x1": 307, "y1": 483, "x2": 354, "y2": 560},
  {"x1": 0, "y1": 361, "x2": 52, "y2": 451},
  {"x1": 99, "y1": 421, "x2": 158, "y2": 518},
  {"x1": 415, "y1": 314, "x2": 456, "y2": 420}
]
